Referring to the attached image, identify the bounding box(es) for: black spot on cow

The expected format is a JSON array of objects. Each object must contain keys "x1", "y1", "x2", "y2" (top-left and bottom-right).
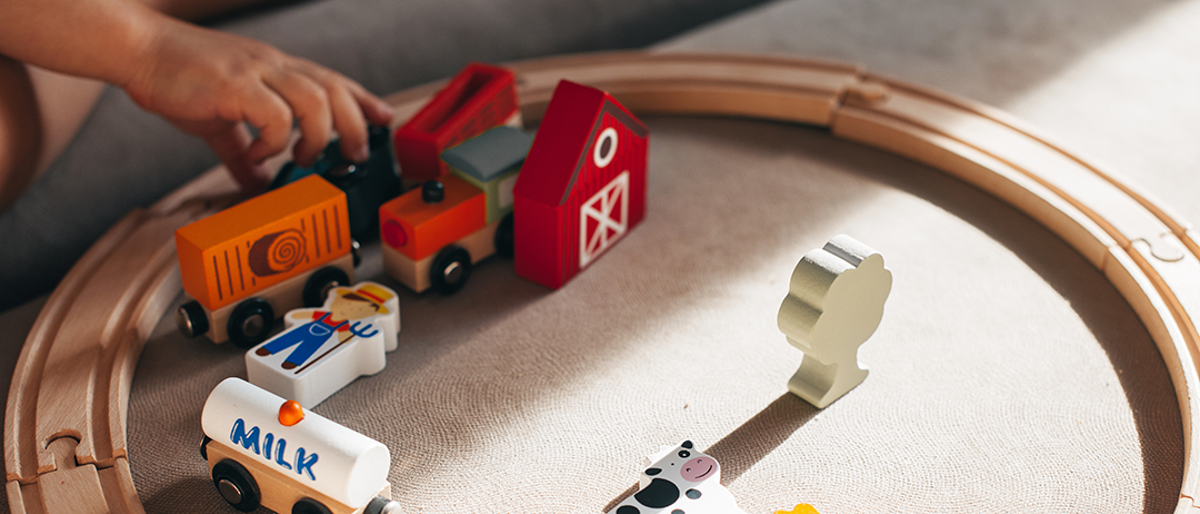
[
  {"x1": 681, "y1": 440, "x2": 693, "y2": 449},
  {"x1": 634, "y1": 478, "x2": 680, "y2": 508},
  {"x1": 686, "y1": 489, "x2": 701, "y2": 499},
  {"x1": 617, "y1": 506, "x2": 640, "y2": 514},
  {"x1": 645, "y1": 468, "x2": 661, "y2": 476}
]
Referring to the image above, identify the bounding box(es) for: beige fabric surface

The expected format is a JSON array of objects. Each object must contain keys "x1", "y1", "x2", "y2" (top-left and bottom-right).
[
  {"x1": 125, "y1": 111, "x2": 1186, "y2": 513},
  {"x1": 125, "y1": 117, "x2": 1182, "y2": 513},
  {"x1": 3, "y1": 0, "x2": 1198, "y2": 513}
]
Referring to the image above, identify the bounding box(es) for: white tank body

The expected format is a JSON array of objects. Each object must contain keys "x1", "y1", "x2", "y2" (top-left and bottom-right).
[{"x1": 202, "y1": 377, "x2": 390, "y2": 507}]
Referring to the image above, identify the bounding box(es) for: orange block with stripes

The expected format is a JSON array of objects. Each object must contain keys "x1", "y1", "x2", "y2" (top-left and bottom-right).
[{"x1": 176, "y1": 175, "x2": 351, "y2": 311}]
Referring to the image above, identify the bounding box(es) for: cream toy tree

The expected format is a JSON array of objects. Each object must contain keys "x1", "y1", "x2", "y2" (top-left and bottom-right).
[{"x1": 778, "y1": 234, "x2": 892, "y2": 408}]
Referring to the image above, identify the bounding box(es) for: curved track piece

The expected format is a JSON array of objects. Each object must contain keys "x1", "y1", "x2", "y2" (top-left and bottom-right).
[
  {"x1": 3, "y1": 165, "x2": 241, "y2": 511},
  {"x1": 6, "y1": 51, "x2": 1199, "y2": 513}
]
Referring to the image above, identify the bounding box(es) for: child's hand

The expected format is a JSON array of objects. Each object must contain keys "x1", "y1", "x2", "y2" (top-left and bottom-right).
[{"x1": 122, "y1": 19, "x2": 394, "y2": 192}]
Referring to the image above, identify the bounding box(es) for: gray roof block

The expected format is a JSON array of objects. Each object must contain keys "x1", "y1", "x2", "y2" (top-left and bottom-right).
[{"x1": 441, "y1": 126, "x2": 534, "y2": 182}]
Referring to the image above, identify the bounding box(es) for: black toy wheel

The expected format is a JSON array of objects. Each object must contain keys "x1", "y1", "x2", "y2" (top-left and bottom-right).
[
  {"x1": 211, "y1": 459, "x2": 261, "y2": 512},
  {"x1": 430, "y1": 245, "x2": 472, "y2": 295},
  {"x1": 200, "y1": 435, "x2": 212, "y2": 460},
  {"x1": 176, "y1": 300, "x2": 209, "y2": 338},
  {"x1": 422, "y1": 180, "x2": 445, "y2": 204},
  {"x1": 495, "y1": 212, "x2": 515, "y2": 259},
  {"x1": 303, "y1": 266, "x2": 351, "y2": 307},
  {"x1": 365, "y1": 497, "x2": 405, "y2": 514},
  {"x1": 351, "y1": 239, "x2": 362, "y2": 268},
  {"x1": 292, "y1": 498, "x2": 333, "y2": 514},
  {"x1": 227, "y1": 298, "x2": 274, "y2": 349}
]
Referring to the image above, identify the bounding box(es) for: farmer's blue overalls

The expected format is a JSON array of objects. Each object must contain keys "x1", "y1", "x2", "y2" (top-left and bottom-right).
[{"x1": 258, "y1": 312, "x2": 347, "y2": 368}]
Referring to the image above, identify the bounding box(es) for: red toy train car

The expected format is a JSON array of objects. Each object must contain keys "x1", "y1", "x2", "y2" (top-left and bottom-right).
[{"x1": 392, "y1": 62, "x2": 521, "y2": 182}]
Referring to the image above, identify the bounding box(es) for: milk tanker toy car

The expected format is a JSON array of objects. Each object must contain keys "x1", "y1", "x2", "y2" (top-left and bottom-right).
[
  {"x1": 175, "y1": 175, "x2": 357, "y2": 347},
  {"x1": 201, "y1": 378, "x2": 404, "y2": 514}
]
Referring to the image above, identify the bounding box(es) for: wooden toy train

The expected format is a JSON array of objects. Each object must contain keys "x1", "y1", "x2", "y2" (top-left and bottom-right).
[
  {"x1": 174, "y1": 62, "x2": 650, "y2": 346},
  {"x1": 175, "y1": 62, "x2": 651, "y2": 513}
]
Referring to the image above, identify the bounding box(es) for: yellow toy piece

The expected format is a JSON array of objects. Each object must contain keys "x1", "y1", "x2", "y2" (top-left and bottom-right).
[{"x1": 775, "y1": 504, "x2": 821, "y2": 514}]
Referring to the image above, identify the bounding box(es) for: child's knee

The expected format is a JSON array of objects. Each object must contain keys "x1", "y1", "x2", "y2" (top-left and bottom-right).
[{"x1": 0, "y1": 56, "x2": 43, "y2": 212}]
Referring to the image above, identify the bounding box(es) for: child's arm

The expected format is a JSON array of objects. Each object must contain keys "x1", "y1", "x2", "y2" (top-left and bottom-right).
[{"x1": 0, "y1": 0, "x2": 394, "y2": 192}]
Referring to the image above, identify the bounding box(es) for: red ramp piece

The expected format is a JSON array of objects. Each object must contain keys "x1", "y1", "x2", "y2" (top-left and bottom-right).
[
  {"x1": 393, "y1": 62, "x2": 520, "y2": 182},
  {"x1": 513, "y1": 80, "x2": 649, "y2": 289}
]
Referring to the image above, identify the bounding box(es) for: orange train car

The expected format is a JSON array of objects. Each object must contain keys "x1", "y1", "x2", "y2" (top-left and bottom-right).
[
  {"x1": 176, "y1": 175, "x2": 357, "y2": 347},
  {"x1": 378, "y1": 175, "x2": 496, "y2": 295},
  {"x1": 380, "y1": 126, "x2": 532, "y2": 295}
]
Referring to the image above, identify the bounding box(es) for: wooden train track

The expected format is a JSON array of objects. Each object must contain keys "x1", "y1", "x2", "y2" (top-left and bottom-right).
[{"x1": 6, "y1": 51, "x2": 1199, "y2": 513}]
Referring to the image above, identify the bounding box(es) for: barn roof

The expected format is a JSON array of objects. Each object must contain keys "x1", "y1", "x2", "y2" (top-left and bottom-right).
[{"x1": 514, "y1": 80, "x2": 648, "y2": 206}]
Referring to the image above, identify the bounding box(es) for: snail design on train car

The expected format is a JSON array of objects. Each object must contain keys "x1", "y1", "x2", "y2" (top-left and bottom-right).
[
  {"x1": 249, "y1": 229, "x2": 308, "y2": 276},
  {"x1": 201, "y1": 378, "x2": 404, "y2": 514}
]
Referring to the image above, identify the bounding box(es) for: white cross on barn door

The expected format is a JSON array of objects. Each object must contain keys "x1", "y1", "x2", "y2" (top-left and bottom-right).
[{"x1": 580, "y1": 171, "x2": 629, "y2": 268}]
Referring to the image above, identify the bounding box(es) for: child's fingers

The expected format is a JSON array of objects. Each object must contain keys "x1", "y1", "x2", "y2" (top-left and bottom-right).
[
  {"x1": 171, "y1": 117, "x2": 270, "y2": 193},
  {"x1": 287, "y1": 61, "x2": 374, "y2": 164},
  {"x1": 267, "y1": 71, "x2": 333, "y2": 168},
  {"x1": 206, "y1": 122, "x2": 270, "y2": 193},
  {"x1": 326, "y1": 81, "x2": 370, "y2": 164},
  {"x1": 243, "y1": 83, "x2": 295, "y2": 165},
  {"x1": 346, "y1": 80, "x2": 395, "y2": 126}
]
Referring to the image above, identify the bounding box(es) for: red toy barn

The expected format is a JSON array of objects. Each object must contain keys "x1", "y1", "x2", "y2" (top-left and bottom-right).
[{"x1": 513, "y1": 80, "x2": 649, "y2": 289}]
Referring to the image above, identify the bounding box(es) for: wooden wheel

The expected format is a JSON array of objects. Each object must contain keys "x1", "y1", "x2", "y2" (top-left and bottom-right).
[{"x1": 6, "y1": 51, "x2": 1199, "y2": 513}]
